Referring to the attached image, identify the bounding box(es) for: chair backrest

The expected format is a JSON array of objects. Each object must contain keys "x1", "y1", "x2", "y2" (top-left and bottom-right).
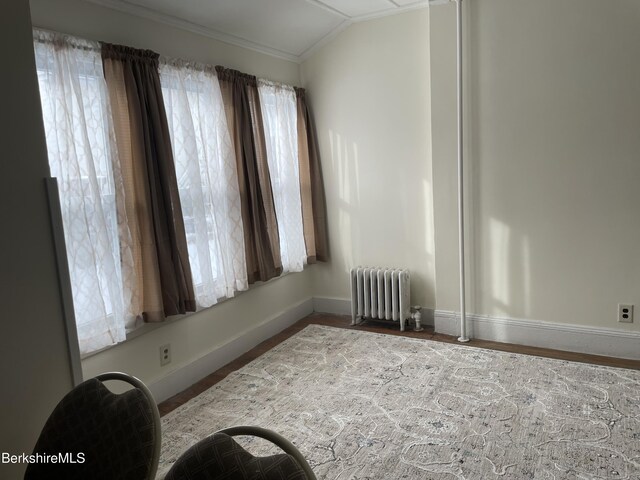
[
  {"x1": 165, "y1": 426, "x2": 316, "y2": 480},
  {"x1": 24, "y1": 372, "x2": 160, "y2": 480},
  {"x1": 219, "y1": 426, "x2": 316, "y2": 480}
]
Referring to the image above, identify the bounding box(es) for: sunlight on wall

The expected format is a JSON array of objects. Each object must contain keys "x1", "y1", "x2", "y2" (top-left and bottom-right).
[
  {"x1": 487, "y1": 217, "x2": 532, "y2": 319},
  {"x1": 522, "y1": 236, "x2": 531, "y2": 317},
  {"x1": 423, "y1": 179, "x2": 436, "y2": 261},
  {"x1": 303, "y1": 10, "x2": 435, "y2": 308},
  {"x1": 329, "y1": 129, "x2": 361, "y2": 273},
  {"x1": 489, "y1": 217, "x2": 511, "y2": 316}
]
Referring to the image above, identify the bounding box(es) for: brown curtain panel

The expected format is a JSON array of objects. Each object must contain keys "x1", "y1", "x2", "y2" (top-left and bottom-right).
[
  {"x1": 216, "y1": 66, "x2": 282, "y2": 283},
  {"x1": 102, "y1": 43, "x2": 195, "y2": 319},
  {"x1": 295, "y1": 87, "x2": 329, "y2": 262}
]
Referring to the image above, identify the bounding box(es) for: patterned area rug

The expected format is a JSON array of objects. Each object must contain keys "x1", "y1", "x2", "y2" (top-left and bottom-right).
[{"x1": 158, "y1": 325, "x2": 640, "y2": 479}]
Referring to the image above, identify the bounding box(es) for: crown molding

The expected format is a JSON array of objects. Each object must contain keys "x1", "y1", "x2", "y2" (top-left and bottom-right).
[
  {"x1": 83, "y1": 0, "x2": 431, "y2": 64},
  {"x1": 84, "y1": 0, "x2": 302, "y2": 63}
]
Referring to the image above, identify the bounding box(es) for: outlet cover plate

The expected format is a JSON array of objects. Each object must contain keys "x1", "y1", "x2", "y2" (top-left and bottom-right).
[
  {"x1": 160, "y1": 344, "x2": 171, "y2": 366},
  {"x1": 618, "y1": 304, "x2": 634, "y2": 323}
]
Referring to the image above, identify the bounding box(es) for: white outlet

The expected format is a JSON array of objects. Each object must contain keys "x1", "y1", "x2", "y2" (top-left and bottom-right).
[
  {"x1": 618, "y1": 304, "x2": 633, "y2": 323},
  {"x1": 159, "y1": 344, "x2": 171, "y2": 366}
]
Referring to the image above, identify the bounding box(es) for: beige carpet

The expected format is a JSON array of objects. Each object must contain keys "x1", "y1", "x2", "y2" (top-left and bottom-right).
[{"x1": 159, "y1": 325, "x2": 640, "y2": 479}]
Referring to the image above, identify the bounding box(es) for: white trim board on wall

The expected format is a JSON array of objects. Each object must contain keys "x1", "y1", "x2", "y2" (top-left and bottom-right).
[{"x1": 434, "y1": 310, "x2": 640, "y2": 360}]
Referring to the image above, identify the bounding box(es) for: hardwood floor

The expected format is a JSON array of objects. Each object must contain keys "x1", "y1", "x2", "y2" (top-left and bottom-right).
[{"x1": 158, "y1": 312, "x2": 640, "y2": 416}]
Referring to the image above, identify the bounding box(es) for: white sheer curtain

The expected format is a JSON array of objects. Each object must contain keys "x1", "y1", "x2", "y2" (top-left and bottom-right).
[
  {"x1": 34, "y1": 30, "x2": 135, "y2": 354},
  {"x1": 258, "y1": 80, "x2": 307, "y2": 273},
  {"x1": 160, "y1": 60, "x2": 247, "y2": 308}
]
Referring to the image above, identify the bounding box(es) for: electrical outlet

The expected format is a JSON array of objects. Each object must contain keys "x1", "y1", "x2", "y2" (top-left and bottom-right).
[
  {"x1": 618, "y1": 304, "x2": 634, "y2": 323},
  {"x1": 159, "y1": 344, "x2": 171, "y2": 366}
]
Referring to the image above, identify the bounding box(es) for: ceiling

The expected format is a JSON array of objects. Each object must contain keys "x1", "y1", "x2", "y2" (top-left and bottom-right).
[{"x1": 85, "y1": 0, "x2": 431, "y2": 62}]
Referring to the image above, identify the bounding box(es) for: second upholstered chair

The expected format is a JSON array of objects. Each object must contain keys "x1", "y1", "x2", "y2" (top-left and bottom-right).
[{"x1": 164, "y1": 425, "x2": 317, "y2": 480}]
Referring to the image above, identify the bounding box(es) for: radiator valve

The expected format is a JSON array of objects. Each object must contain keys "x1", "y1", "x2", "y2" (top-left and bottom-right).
[{"x1": 411, "y1": 305, "x2": 423, "y2": 332}]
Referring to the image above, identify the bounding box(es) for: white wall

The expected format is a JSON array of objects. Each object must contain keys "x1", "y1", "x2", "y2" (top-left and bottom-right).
[
  {"x1": 301, "y1": 10, "x2": 436, "y2": 310},
  {"x1": 29, "y1": 0, "x2": 314, "y2": 399},
  {"x1": 431, "y1": 0, "x2": 640, "y2": 332},
  {"x1": 0, "y1": 1, "x2": 73, "y2": 477}
]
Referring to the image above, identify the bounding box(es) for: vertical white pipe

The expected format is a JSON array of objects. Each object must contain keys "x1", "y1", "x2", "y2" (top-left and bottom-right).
[{"x1": 456, "y1": 0, "x2": 470, "y2": 343}]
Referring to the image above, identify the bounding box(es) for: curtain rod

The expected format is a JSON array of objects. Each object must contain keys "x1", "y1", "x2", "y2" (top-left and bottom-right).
[{"x1": 32, "y1": 27, "x2": 302, "y2": 91}]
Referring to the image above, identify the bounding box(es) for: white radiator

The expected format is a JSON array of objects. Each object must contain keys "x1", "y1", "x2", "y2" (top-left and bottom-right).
[{"x1": 350, "y1": 267, "x2": 411, "y2": 331}]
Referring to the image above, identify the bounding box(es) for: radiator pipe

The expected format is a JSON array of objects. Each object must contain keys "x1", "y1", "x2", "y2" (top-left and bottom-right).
[
  {"x1": 456, "y1": 0, "x2": 470, "y2": 343},
  {"x1": 411, "y1": 306, "x2": 423, "y2": 332}
]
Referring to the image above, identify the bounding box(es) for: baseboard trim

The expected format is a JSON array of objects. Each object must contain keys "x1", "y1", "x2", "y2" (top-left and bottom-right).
[
  {"x1": 149, "y1": 297, "x2": 314, "y2": 402},
  {"x1": 312, "y1": 296, "x2": 351, "y2": 315},
  {"x1": 434, "y1": 310, "x2": 640, "y2": 360},
  {"x1": 313, "y1": 296, "x2": 435, "y2": 326}
]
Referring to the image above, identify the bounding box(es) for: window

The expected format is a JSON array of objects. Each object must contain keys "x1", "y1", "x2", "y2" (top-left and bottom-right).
[
  {"x1": 160, "y1": 62, "x2": 247, "y2": 308},
  {"x1": 34, "y1": 31, "x2": 133, "y2": 353},
  {"x1": 258, "y1": 81, "x2": 307, "y2": 273},
  {"x1": 34, "y1": 30, "x2": 325, "y2": 355}
]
